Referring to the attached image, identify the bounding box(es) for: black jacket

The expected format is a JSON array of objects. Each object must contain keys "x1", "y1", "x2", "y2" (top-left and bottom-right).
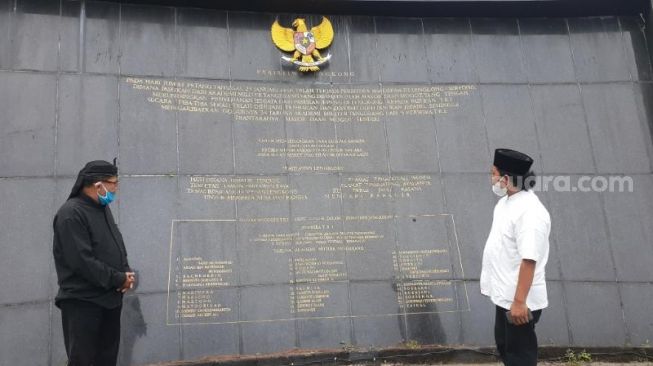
[{"x1": 53, "y1": 194, "x2": 130, "y2": 309}]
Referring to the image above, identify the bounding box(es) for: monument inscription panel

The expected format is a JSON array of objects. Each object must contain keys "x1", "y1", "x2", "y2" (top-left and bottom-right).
[
  {"x1": 120, "y1": 77, "x2": 477, "y2": 326},
  {"x1": 167, "y1": 214, "x2": 467, "y2": 325},
  {"x1": 125, "y1": 78, "x2": 475, "y2": 173}
]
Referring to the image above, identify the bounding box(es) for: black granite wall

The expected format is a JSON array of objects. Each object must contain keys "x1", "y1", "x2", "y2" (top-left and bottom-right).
[{"x1": 1, "y1": 1, "x2": 652, "y2": 365}]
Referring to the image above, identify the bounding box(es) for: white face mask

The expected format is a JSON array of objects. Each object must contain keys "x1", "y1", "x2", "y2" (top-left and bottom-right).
[{"x1": 492, "y1": 181, "x2": 508, "y2": 197}]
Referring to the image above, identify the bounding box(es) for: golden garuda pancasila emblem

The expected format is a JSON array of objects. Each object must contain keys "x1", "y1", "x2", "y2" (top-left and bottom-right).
[{"x1": 271, "y1": 17, "x2": 334, "y2": 72}]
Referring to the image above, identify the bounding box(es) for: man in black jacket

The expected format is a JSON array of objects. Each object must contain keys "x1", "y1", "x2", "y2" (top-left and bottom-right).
[{"x1": 53, "y1": 160, "x2": 135, "y2": 366}]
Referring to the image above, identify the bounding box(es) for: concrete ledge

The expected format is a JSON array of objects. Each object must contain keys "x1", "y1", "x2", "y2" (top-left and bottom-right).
[
  {"x1": 97, "y1": 0, "x2": 650, "y2": 17},
  {"x1": 145, "y1": 346, "x2": 653, "y2": 366}
]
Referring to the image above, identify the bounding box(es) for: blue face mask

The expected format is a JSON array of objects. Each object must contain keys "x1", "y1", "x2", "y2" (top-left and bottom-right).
[{"x1": 97, "y1": 183, "x2": 116, "y2": 206}]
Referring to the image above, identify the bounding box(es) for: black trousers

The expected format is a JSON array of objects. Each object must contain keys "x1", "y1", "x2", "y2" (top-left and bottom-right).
[
  {"x1": 494, "y1": 305, "x2": 542, "y2": 366},
  {"x1": 60, "y1": 299, "x2": 122, "y2": 366}
]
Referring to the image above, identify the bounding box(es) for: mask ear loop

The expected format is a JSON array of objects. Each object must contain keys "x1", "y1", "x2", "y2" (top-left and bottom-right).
[
  {"x1": 95, "y1": 182, "x2": 108, "y2": 196},
  {"x1": 500, "y1": 175, "x2": 509, "y2": 188}
]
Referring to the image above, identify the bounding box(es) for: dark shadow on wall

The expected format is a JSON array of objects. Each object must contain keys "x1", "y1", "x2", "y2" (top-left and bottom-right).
[
  {"x1": 620, "y1": 16, "x2": 653, "y2": 81},
  {"x1": 403, "y1": 307, "x2": 446, "y2": 345},
  {"x1": 648, "y1": 0, "x2": 653, "y2": 70},
  {"x1": 640, "y1": 83, "x2": 653, "y2": 149},
  {"x1": 636, "y1": 3, "x2": 653, "y2": 150},
  {"x1": 393, "y1": 280, "x2": 446, "y2": 346},
  {"x1": 119, "y1": 295, "x2": 147, "y2": 366}
]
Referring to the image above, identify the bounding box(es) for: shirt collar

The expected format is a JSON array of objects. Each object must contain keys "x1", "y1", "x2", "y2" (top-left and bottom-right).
[
  {"x1": 78, "y1": 192, "x2": 104, "y2": 209},
  {"x1": 506, "y1": 189, "x2": 528, "y2": 201}
]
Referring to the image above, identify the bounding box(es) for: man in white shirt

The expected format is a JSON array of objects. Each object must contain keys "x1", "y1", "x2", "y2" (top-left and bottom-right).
[{"x1": 481, "y1": 148, "x2": 551, "y2": 366}]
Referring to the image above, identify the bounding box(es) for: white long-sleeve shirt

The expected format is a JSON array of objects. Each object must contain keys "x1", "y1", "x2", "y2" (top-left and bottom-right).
[{"x1": 480, "y1": 189, "x2": 551, "y2": 311}]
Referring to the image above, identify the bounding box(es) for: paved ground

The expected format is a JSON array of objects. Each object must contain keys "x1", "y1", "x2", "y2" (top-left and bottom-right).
[
  {"x1": 150, "y1": 359, "x2": 653, "y2": 365},
  {"x1": 400, "y1": 363, "x2": 653, "y2": 365},
  {"x1": 387, "y1": 362, "x2": 653, "y2": 366},
  {"x1": 146, "y1": 349, "x2": 653, "y2": 366}
]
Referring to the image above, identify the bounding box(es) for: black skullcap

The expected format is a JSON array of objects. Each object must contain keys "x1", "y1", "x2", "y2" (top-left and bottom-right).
[
  {"x1": 68, "y1": 160, "x2": 118, "y2": 200},
  {"x1": 493, "y1": 148, "x2": 533, "y2": 176}
]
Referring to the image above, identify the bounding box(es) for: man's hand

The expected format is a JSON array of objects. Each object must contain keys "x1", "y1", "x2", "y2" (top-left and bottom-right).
[
  {"x1": 117, "y1": 272, "x2": 136, "y2": 293},
  {"x1": 510, "y1": 300, "x2": 530, "y2": 326},
  {"x1": 511, "y1": 259, "x2": 536, "y2": 326}
]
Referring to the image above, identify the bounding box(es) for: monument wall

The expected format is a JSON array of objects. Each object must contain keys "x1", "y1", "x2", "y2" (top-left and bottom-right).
[{"x1": 0, "y1": 1, "x2": 652, "y2": 365}]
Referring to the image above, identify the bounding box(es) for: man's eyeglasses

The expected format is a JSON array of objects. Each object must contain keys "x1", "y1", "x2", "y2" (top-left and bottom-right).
[{"x1": 102, "y1": 180, "x2": 119, "y2": 185}]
